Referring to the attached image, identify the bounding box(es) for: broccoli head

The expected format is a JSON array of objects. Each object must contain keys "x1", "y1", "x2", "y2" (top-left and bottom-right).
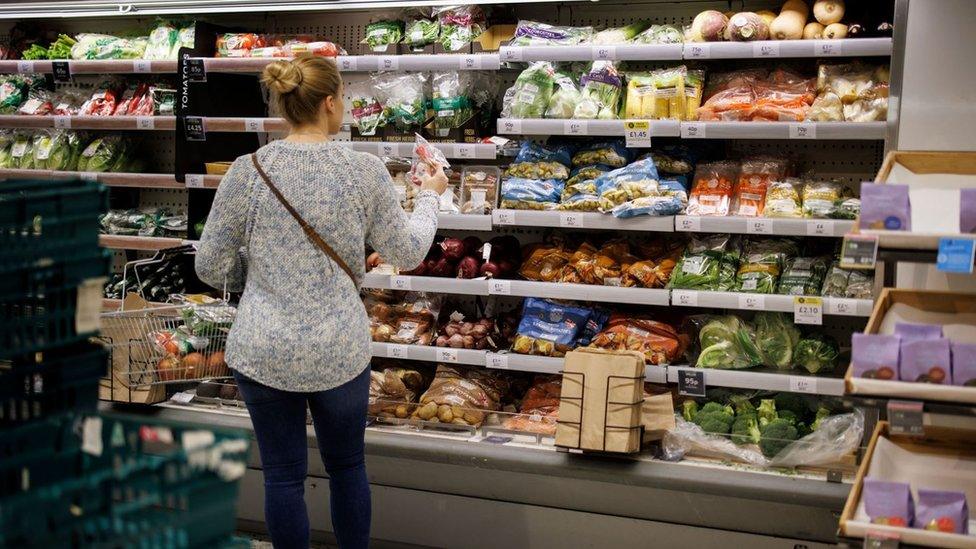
[
  {"x1": 731, "y1": 414, "x2": 761, "y2": 445},
  {"x1": 811, "y1": 406, "x2": 831, "y2": 431},
  {"x1": 694, "y1": 410, "x2": 734, "y2": 435},
  {"x1": 682, "y1": 400, "x2": 699, "y2": 422},
  {"x1": 796, "y1": 422, "x2": 813, "y2": 438},
  {"x1": 777, "y1": 410, "x2": 799, "y2": 425},
  {"x1": 774, "y1": 392, "x2": 812, "y2": 423},
  {"x1": 730, "y1": 394, "x2": 756, "y2": 417},
  {"x1": 700, "y1": 401, "x2": 733, "y2": 416},
  {"x1": 757, "y1": 399, "x2": 777, "y2": 427},
  {"x1": 759, "y1": 418, "x2": 798, "y2": 458}
]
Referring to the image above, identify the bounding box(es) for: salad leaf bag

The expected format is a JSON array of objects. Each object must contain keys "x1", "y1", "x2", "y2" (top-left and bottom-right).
[
  {"x1": 502, "y1": 62, "x2": 556, "y2": 119},
  {"x1": 402, "y1": 8, "x2": 439, "y2": 50},
  {"x1": 362, "y1": 21, "x2": 403, "y2": 52},
  {"x1": 434, "y1": 5, "x2": 486, "y2": 51},
  {"x1": 431, "y1": 71, "x2": 474, "y2": 133},
  {"x1": 374, "y1": 72, "x2": 427, "y2": 130}
]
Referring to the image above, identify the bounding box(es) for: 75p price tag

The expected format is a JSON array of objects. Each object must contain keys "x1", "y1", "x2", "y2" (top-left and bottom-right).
[
  {"x1": 793, "y1": 296, "x2": 823, "y2": 325},
  {"x1": 624, "y1": 120, "x2": 651, "y2": 148},
  {"x1": 686, "y1": 43, "x2": 710, "y2": 59}
]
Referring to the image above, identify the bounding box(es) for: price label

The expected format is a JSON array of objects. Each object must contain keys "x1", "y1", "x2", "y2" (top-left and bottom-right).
[
  {"x1": 133, "y1": 60, "x2": 151, "y2": 73},
  {"x1": 807, "y1": 220, "x2": 831, "y2": 236},
  {"x1": 686, "y1": 43, "x2": 710, "y2": 59},
  {"x1": 681, "y1": 123, "x2": 706, "y2": 139},
  {"x1": 454, "y1": 144, "x2": 475, "y2": 159},
  {"x1": 482, "y1": 435, "x2": 513, "y2": 444},
  {"x1": 814, "y1": 40, "x2": 843, "y2": 56},
  {"x1": 386, "y1": 344, "x2": 409, "y2": 359},
  {"x1": 185, "y1": 58, "x2": 206, "y2": 82},
  {"x1": 789, "y1": 123, "x2": 817, "y2": 139},
  {"x1": 81, "y1": 417, "x2": 103, "y2": 457},
  {"x1": 887, "y1": 400, "x2": 924, "y2": 436},
  {"x1": 52, "y1": 116, "x2": 71, "y2": 129},
  {"x1": 171, "y1": 392, "x2": 195, "y2": 404},
  {"x1": 79, "y1": 172, "x2": 98, "y2": 182},
  {"x1": 624, "y1": 120, "x2": 651, "y2": 148},
  {"x1": 244, "y1": 118, "x2": 265, "y2": 132},
  {"x1": 676, "y1": 216, "x2": 701, "y2": 232},
  {"x1": 678, "y1": 369, "x2": 706, "y2": 397},
  {"x1": 564, "y1": 120, "x2": 587, "y2": 135},
  {"x1": 184, "y1": 116, "x2": 206, "y2": 141},
  {"x1": 591, "y1": 45, "x2": 616, "y2": 60},
  {"x1": 338, "y1": 57, "x2": 358, "y2": 71},
  {"x1": 52, "y1": 61, "x2": 71, "y2": 83},
  {"x1": 16, "y1": 60, "x2": 34, "y2": 74},
  {"x1": 136, "y1": 116, "x2": 155, "y2": 130},
  {"x1": 487, "y1": 353, "x2": 509, "y2": 370},
  {"x1": 746, "y1": 219, "x2": 773, "y2": 234},
  {"x1": 840, "y1": 234, "x2": 879, "y2": 269},
  {"x1": 488, "y1": 280, "x2": 511, "y2": 295},
  {"x1": 753, "y1": 41, "x2": 780, "y2": 58},
  {"x1": 390, "y1": 275, "x2": 412, "y2": 291},
  {"x1": 672, "y1": 290, "x2": 698, "y2": 307},
  {"x1": 500, "y1": 47, "x2": 523, "y2": 62},
  {"x1": 459, "y1": 55, "x2": 481, "y2": 69},
  {"x1": 437, "y1": 348, "x2": 459, "y2": 363},
  {"x1": 936, "y1": 238, "x2": 975, "y2": 274},
  {"x1": 494, "y1": 210, "x2": 515, "y2": 225},
  {"x1": 827, "y1": 298, "x2": 859, "y2": 316},
  {"x1": 378, "y1": 56, "x2": 399, "y2": 71},
  {"x1": 378, "y1": 143, "x2": 397, "y2": 157},
  {"x1": 793, "y1": 296, "x2": 823, "y2": 325},
  {"x1": 789, "y1": 376, "x2": 819, "y2": 394},
  {"x1": 185, "y1": 174, "x2": 204, "y2": 188},
  {"x1": 500, "y1": 119, "x2": 522, "y2": 134},
  {"x1": 481, "y1": 242, "x2": 492, "y2": 260},
  {"x1": 738, "y1": 294, "x2": 765, "y2": 310},
  {"x1": 559, "y1": 212, "x2": 583, "y2": 228}
]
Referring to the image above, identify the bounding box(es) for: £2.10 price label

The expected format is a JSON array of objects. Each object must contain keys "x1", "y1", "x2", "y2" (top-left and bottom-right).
[
  {"x1": 793, "y1": 296, "x2": 823, "y2": 325},
  {"x1": 624, "y1": 120, "x2": 651, "y2": 148}
]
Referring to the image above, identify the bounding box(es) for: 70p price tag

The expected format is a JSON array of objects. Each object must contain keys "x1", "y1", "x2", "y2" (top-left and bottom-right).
[
  {"x1": 793, "y1": 296, "x2": 823, "y2": 325},
  {"x1": 624, "y1": 120, "x2": 651, "y2": 148}
]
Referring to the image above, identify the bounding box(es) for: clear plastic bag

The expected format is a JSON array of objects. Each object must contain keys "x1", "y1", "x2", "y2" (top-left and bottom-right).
[
  {"x1": 502, "y1": 62, "x2": 556, "y2": 119},
  {"x1": 347, "y1": 81, "x2": 385, "y2": 136},
  {"x1": 408, "y1": 133, "x2": 451, "y2": 186},
  {"x1": 763, "y1": 178, "x2": 804, "y2": 218},
  {"x1": 574, "y1": 61, "x2": 623, "y2": 120},
  {"x1": 431, "y1": 71, "x2": 473, "y2": 132},
  {"x1": 373, "y1": 72, "x2": 427, "y2": 130},
  {"x1": 662, "y1": 415, "x2": 769, "y2": 466},
  {"x1": 768, "y1": 410, "x2": 864, "y2": 467}
]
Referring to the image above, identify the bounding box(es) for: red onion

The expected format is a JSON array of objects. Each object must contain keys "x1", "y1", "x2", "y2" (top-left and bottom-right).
[
  {"x1": 440, "y1": 237, "x2": 466, "y2": 261},
  {"x1": 456, "y1": 256, "x2": 480, "y2": 279},
  {"x1": 498, "y1": 259, "x2": 515, "y2": 276},
  {"x1": 462, "y1": 236, "x2": 483, "y2": 256},
  {"x1": 480, "y1": 261, "x2": 502, "y2": 279},
  {"x1": 400, "y1": 261, "x2": 427, "y2": 276},
  {"x1": 429, "y1": 257, "x2": 454, "y2": 277}
]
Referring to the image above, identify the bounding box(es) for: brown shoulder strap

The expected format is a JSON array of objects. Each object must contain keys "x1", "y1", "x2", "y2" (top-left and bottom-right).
[{"x1": 250, "y1": 153, "x2": 358, "y2": 286}]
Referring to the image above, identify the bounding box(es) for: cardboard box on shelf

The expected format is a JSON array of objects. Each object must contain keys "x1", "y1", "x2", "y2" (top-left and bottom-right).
[{"x1": 473, "y1": 24, "x2": 516, "y2": 52}]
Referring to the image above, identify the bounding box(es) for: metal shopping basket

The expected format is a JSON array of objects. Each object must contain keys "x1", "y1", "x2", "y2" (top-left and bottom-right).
[{"x1": 98, "y1": 298, "x2": 234, "y2": 404}]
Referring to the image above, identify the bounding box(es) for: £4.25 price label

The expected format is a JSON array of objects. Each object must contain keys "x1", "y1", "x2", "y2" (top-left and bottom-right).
[
  {"x1": 793, "y1": 296, "x2": 823, "y2": 325},
  {"x1": 624, "y1": 120, "x2": 651, "y2": 148}
]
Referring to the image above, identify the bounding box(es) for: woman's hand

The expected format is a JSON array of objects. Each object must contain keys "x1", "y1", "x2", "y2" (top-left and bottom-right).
[
  {"x1": 366, "y1": 252, "x2": 382, "y2": 271},
  {"x1": 418, "y1": 162, "x2": 448, "y2": 196}
]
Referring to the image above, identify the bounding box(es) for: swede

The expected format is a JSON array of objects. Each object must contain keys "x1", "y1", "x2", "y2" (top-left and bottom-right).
[
  {"x1": 802, "y1": 21, "x2": 825, "y2": 39},
  {"x1": 690, "y1": 10, "x2": 729, "y2": 42},
  {"x1": 770, "y1": 10, "x2": 806, "y2": 40},
  {"x1": 781, "y1": 0, "x2": 809, "y2": 15},
  {"x1": 729, "y1": 12, "x2": 769, "y2": 41},
  {"x1": 813, "y1": 0, "x2": 844, "y2": 26},
  {"x1": 756, "y1": 10, "x2": 777, "y2": 27},
  {"x1": 823, "y1": 22, "x2": 848, "y2": 39}
]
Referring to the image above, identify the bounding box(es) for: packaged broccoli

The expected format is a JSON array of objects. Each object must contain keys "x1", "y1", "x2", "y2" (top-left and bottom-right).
[
  {"x1": 511, "y1": 21, "x2": 594, "y2": 46},
  {"x1": 500, "y1": 178, "x2": 564, "y2": 210},
  {"x1": 511, "y1": 298, "x2": 592, "y2": 357},
  {"x1": 373, "y1": 72, "x2": 427, "y2": 130},
  {"x1": 571, "y1": 140, "x2": 632, "y2": 168},
  {"x1": 402, "y1": 8, "x2": 439, "y2": 50},
  {"x1": 777, "y1": 256, "x2": 829, "y2": 296},
  {"x1": 502, "y1": 62, "x2": 556, "y2": 119},
  {"x1": 431, "y1": 71, "x2": 473, "y2": 133},
  {"x1": 793, "y1": 333, "x2": 839, "y2": 374},
  {"x1": 735, "y1": 238, "x2": 798, "y2": 294},
  {"x1": 574, "y1": 61, "x2": 623, "y2": 120},
  {"x1": 362, "y1": 20, "x2": 404, "y2": 52},
  {"x1": 505, "y1": 141, "x2": 573, "y2": 180},
  {"x1": 545, "y1": 72, "x2": 582, "y2": 119},
  {"x1": 434, "y1": 5, "x2": 486, "y2": 52},
  {"x1": 754, "y1": 312, "x2": 800, "y2": 369}
]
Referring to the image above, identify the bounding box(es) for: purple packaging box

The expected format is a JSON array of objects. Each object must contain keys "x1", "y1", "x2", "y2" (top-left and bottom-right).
[
  {"x1": 860, "y1": 183, "x2": 912, "y2": 231},
  {"x1": 900, "y1": 338, "x2": 951, "y2": 384},
  {"x1": 960, "y1": 189, "x2": 976, "y2": 233},
  {"x1": 914, "y1": 489, "x2": 969, "y2": 534},
  {"x1": 895, "y1": 322, "x2": 944, "y2": 344},
  {"x1": 863, "y1": 478, "x2": 914, "y2": 527},
  {"x1": 852, "y1": 333, "x2": 901, "y2": 380},
  {"x1": 951, "y1": 342, "x2": 976, "y2": 387}
]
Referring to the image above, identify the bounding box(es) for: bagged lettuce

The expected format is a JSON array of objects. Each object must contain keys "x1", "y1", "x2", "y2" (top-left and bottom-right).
[
  {"x1": 0, "y1": 131, "x2": 13, "y2": 168},
  {"x1": 545, "y1": 72, "x2": 582, "y2": 119},
  {"x1": 9, "y1": 133, "x2": 34, "y2": 169},
  {"x1": 32, "y1": 130, "x2": 81, "y2": 171},
  {"x1": 502, "y1": 62, "x2": 556, "y2": 119},
  {"x1": 374, "y1": 72, "x2": 427, "y2": 130},
  {"x1": 70, "y1": 33, "x2": 147, "y2": 60},
  {"x1": 574, "y1": 61, "x2": 623, "y2": 120},
  {"x1": 144, "y1": 21, "x2": 179, "y2": 60}
]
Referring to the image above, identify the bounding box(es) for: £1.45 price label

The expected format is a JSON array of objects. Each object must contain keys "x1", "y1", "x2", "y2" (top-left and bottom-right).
[
  {"x1": 793, "y1": 296, "x2": 823, "y2": 325},
  {"x1": 624, "y1": 120, "x2": 651, "y2": 148}
]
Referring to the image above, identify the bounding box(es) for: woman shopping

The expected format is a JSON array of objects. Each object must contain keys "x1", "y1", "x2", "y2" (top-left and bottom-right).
[{"x1": 195, "y1": 56, "x2": 447, "y2": 548}]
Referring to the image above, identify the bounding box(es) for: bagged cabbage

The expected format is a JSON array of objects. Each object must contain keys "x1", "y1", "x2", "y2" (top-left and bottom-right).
[
  {"x1": 574, "y1": 61, "x2": 623, "y2": 120},
  {"x1": 502, "y1": 62, "x2": 556, "y2": 119},
  {"x1": 511, "y1": 21, "x2": 593, "y2": 46},
  {"x1": 77, "y1": 134, "x2": 126, "y2": 173},
  {"x1": 545, "y1": 72, "x2": 582, "y2": 119},
  {"x1": 691, "y1": 315, "x2": 763, "y2": 370},
  {"x1": 144, "y1": 21, "x2": 179, "y2": 60},
  {"x1": 373, "y1": 72, "x2": 427, "y2": 130},
  {"x1": 633, "y1": 24, "x2": 684, "y2": 44},
  {"x1": 435, "y1": 5, "x2": 486, "y2": 51},
  {"x1": 362, "y1": 20, "x2": 403, "y2": 52},
  {"x1": 754, "y1": 312, "x2": 800, "y2": 369}
]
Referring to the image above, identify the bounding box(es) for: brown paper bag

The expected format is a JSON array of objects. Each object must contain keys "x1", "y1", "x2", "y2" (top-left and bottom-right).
[
  {"x1": 556, "y1": 348, "x2": 645, "y2": 453},
  {"x1": 641, "y1": 392, "x2": 676, "y2": 443}
]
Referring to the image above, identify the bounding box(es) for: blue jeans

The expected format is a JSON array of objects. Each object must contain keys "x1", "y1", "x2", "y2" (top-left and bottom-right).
[{"x1": 233, "y1": 367, "x2": 371, "y2": 549}]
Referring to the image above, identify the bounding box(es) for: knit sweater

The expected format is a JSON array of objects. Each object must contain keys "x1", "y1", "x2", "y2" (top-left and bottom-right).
[{"x1": 195, "y1": 139, "x2": 439, "y2": 392}]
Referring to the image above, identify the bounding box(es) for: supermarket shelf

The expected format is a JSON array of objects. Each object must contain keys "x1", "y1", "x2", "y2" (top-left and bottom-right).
[
  {"x1": 202, "y1": 54, "x2": 500, "y2": 73},
  {"x1": 499, "y1": 43, "x2": 683, "y2": 62},
  {"x1": 486, "y1": 352, "x2": 668, "y2": 383},
  {"x1": 687, "y1": 37, "x2": 892, "y2": 59},
  {"x1": 0, "y1": 168, "x2": 221, "y2": 189},
  {"x1": 496, "y1": 118, "x2": 680, "y2": 137},
  {"x1": 98, "y1": 235, "x2": 185, "y2": 251},
  {"x1": 0, "y1": 59, "x2": 177, "y2": 74},
  {"x1": 370, "y1": 342, "x2": 488, "y2": 367},
  {"x1": 492, "y1": 209, "x2": 674, "y2": 232},
  {"x1": 670, "y1": 290, "x2": 874, "y2": 316},
  {"x1": 362, "y1": 273, "x2": 489, "y2": 295},
  {"x1": 667, "y1": 365, "x2": 846, "y2": 396},
  {"x1": 0, "y1": 115, "x2": 175, "y2": 130},
  {"x1": 679, "y1": 121, "x2": 886, "y2": 140},
  {"x1": 861, "y1": 229, "x2": 976, "y2": 251},
  {"x1": 498, "y1": 280, "x2": 671, "y2": 306},
  {"x1": 346, "y1": 140, "x2": 496, "y2": 159},
  {"x1": 846, "y1": 374, "x2": 976, "y2": 405},
  {"x1": 674, "y1": 215, "x2": 855, "y2": 237},
  {"x1": 437, "y1": 213, "x2": 493, "y2": 231}
]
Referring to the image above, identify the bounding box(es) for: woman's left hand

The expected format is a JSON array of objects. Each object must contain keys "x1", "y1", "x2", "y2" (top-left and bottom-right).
[{"x1": 366, "y1": 252, "x2": 382, "y2": 271}]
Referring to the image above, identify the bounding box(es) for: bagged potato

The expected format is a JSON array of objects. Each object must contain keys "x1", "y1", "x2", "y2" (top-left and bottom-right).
[{"x1": 412, "y1": 364, "x2": 511, "y2": 426}]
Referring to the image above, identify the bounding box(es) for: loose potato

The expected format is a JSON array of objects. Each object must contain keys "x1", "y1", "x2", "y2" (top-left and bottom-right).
[
  {"x1": 451, "y1": 405, "x2": 464, "y2": 419},
  {"x1": 417, "y1": 402, "x2": 438, "y2": 420},
  {"x1": 438, "y1": 404, "x2": 454, "y2": 423},
  {"x1": 395, "y1": 404, "x2": 409, "y2": 418}
]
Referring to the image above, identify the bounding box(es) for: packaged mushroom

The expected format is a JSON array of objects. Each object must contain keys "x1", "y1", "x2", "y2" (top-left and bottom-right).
[{"x1": 460, "y1": 166, "x2": 500, "y2": 214}]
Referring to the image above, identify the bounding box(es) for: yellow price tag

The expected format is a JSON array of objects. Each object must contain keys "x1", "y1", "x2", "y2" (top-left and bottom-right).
[{"x1": 624, "y1": 120, "x2": 651, "y2": 148}]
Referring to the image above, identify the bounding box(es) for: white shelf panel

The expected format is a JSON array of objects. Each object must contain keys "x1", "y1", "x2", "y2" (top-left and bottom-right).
[
  {"x1": 202, "y1": 54, "x2": 500, "y2": 73},
  {"x1": 370, "y1": 342, "x2": 488, "y2": 366},
  {"x1": 687, "y1": 37, "x2": 892, "y2": 59},
  {"x1": 674, "y1": 215, "x2": 855, "y2": 237},
  {"x1": 492, "y1": 209, "x2": 674, "y2": 232},
  {"x1": 0, "y1": 59, "x2": 176, "y2": 74},
  {"x1": 0, "y1": 115, "x2": 174, "y2": 131},
  {"x1": 486, "y1": 352, "x2": 667, "y2": 383},
  {"x1": 499, "y1": 43, "x2": 682, "y2": 62},
  {"x1": 668, "y1": 365, "x2": 846, "y2": 396},
  {"x1": 846, "y1": 373, "x2": 976, "y2": 404},
  {"x1": 347, "y1": 141, "x2": 495, "y2": 159},
  {"x1": 497, "y1": 280, "x2": 670, "y2": 306},
  {"x1": 497, "y1": 118, "x2": 680, "y2": 137},
  {"x1": 679, "y1": 121, "x2": 886, "y2": 140},
  {"x1": 362, "y1": 273, "x2": 489, "y2": 295},
  {"x1": 437, "y1": 213, "x2": 493, "y2": 231},
  {"x1": 669, "y1": 290, "x2": 874, "y2": 316}
]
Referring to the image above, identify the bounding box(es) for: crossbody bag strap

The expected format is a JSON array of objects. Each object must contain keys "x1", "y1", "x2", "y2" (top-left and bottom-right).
[{"x1": 250, "y1": 153, "x2": 358, "y2": 287}]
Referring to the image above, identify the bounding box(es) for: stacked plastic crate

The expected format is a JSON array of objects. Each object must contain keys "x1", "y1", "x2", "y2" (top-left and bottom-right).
[{"x1": 0, "y1": 179, "x2": 250, "y2": 548}]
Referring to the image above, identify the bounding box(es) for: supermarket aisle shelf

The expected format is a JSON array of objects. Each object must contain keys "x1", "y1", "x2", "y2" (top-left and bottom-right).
[
  {"x1": 0, "y1": 115, "x2": 175, "y2": 130},
  {"x1": 101, "y1": 298, "x2": 170, "y2": 311},
  {"x1": 675, "y1": 215, "x2": 855, "y2": 237},
  {"x1": 492, "y1": 209, "x2": 675, "y2": 232},
  {"x1": 346, "y1": 141, "x2": 496, "y2": 159},
  {"x1": 861, "y1": 229, "x2": 976, "y2": 251},
  {"x1": 0, "y1": 169, "x2": 221, "y2": 189},
  {"x1": 370, "y1": 342, "x2": 488, "y2": 367},
  {"x1": 99, "y1": 234, "x2": 184, "y2": 251},
  {"x1": 668, "y1": 365, "x2": 846, "y2": 396},
  {"x1": 680, "y1": 121, "x2": 886, "y2": 140},
  {"x1": 202, "y1": 54, "x2": 501, "y2": 73},
  {"x1": 501, "y1": 280, "x2": 671, "y2": 306},
  {"x1": 362, "y1": 273, "x2": 489, "y2": 295},
  {"x1": 846, "y1": 374, "x2": 976, "y2": 405},
  {"x1": 488, "y1": 352, "x2": 668, "y2": 383},
  {"x1": 496, "y1": 118, "x2": 680, "y2": 137},
  {"x1": 670, "y1": 290, "x2": 874, "y2": 316},
  {"x1": 689, "y1": 37, "x2": 892, "y2": 59},
  {"x1": 499, "y1": 43, "x2": 683, "y2": 62},
  {"x1": 0, "y1": 59, "x2": 177, "y2": 74},
  {"x1": 437, "y1": 213, "x2": 493, "y2": 231}
]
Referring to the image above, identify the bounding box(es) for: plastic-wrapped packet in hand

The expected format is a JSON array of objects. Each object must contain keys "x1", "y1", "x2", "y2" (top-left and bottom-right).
[{"x1": 407, "y1": 133, "x2": 450, "y2": 186}]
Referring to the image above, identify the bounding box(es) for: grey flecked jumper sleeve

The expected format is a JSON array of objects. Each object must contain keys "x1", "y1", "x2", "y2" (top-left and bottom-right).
[{"x1": 195, "y1": 140, "x2": 438, "y2": 391}]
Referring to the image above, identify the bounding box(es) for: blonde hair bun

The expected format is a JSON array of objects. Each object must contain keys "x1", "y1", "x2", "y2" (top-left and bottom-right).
[{"x1": 262, "y1": 60, "x2": 303, "y2": 95}]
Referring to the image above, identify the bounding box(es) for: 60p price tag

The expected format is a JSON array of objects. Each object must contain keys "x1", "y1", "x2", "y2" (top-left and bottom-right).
[{"x1": 624, "y1": 120, "x2": 651, "y2": 148}]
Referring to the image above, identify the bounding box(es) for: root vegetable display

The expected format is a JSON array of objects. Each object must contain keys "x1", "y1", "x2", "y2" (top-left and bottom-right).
[
  {"x1": 802, "y1": 22, "x2": 825, "y2": 39},
  {"x1": 813, "y1": 0, "x2": 845, "y2": 25},
  {"x1": 823, "y1": 23, "x2": 848, "y2": 39},
  {"x1": 689, "y1": 10, "x2": 729, "y2": 42},
  {"x1": 728, "y1": 13, "x2": 769, "y2": 41}
]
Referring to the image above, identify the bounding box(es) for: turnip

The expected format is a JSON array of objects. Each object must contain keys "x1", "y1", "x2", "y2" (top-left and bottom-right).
[
  {"x1": 729, "y1": 12, "x2": 769, "y2": 41},
  {"x1": 690, "y1": 10, "x2": 729, "y2": 42},
  {"x1": 813, "y1": 0, "x2": 844, "y2": 26},
  {"x1": 823, "y1": 22, "x2": 848, "y2": 39}
]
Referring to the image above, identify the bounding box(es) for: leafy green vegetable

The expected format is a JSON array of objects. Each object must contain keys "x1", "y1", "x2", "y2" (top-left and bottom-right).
[
  {"x1": 545, "y1": 72, "x2": 582, "y2": 119},
  {"x1": 504, "y1": 62, "x2": 555, "y2": 119},
  {"x1": 736, "y1": 238, "x2": 798, "y2": 294},
  {"x1": 777, "y1": 256, "x2": 830, "y2": 296},
  {"x1": 431, "y1": 71, "x2": 473, "y2": 132},
  {"x1": 811, "y1": 406, "x2": 831, "y2": 431},
  {"x1": 21, "y1": 44, "x2": 49, "y2": 60},
  {"x1": 759, "y1": 418, "x2": 798, "y2": 458},
  {"x1": 435, "y1": 5, "x2": 486, "y2": 52},
  {"x1": 361, "y1": 21, "x2": 404, "y2": 51},
  {"x1": 731, "y1": 414, "x2": 761, "y2": 445},
  {"x1": 592, "y1": 20, "x2": 651, "y2": 44},
  {"x1": 755, "y1": 312, "x2": 800, "y2": 369},
  {"x1": 47, "y1": 34, "x2": 77, "y2": 60},
  {"x1": 403, "y1": 15, "x2": 439, "y2": 49},
  {"x1": 633, "y1": 24, "x2": 684, "y2": 44},
  {"x1": 794, "y1": 333, "x2": 839, "y2": 374},
  {"x1": 373, "y1": 73, "x2": 427, "y2": 130},
  {"x1": 9, "y1": 133, "x2": 34, "y2": 169},
  {"x1": 774, "y1": 392, "x2": 812, "y2": 424},
  {"x1": 694, "y1": 410, "x2": 734, "y2": 435},
  {"x1": 695, "y1": 316, "x2": 762, "y2": 369},
  {"x1": 77, "y1": 135, "x2": 125, "y2": 173},
  {"x1": 70, "y1": 33, "x2": 147, "y2": 60},
  {"x1": 574, "y1": 61, "x2": 623, "y2": 120},
  {"x1": 682, "y1": 400, "x2": 699, "y2": 422},
  {"x1": 669, "y1": 234, "x2": 740, "y2": 290}
]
